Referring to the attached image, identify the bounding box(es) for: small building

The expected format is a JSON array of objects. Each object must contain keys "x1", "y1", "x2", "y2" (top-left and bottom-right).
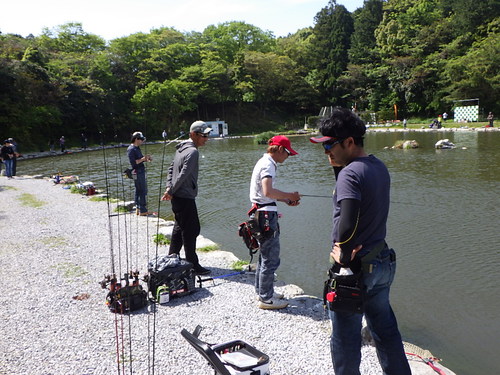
[{"x1": 205, "y1": 119, "x2": 228, "y2": 137}]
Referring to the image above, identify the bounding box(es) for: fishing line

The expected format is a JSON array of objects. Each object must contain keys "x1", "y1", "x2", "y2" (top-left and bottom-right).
[
  {"x1": 148, "y1": 130, "x2": 186, "y2": 375},
  {"x1": 112, "y1": 137, "x2": 127, "y2": 278},
  {"x1": 101, "y1": 131, "x2": 116, "y2": 276},
  {"x1": 300, "y1": 194, "x2": 411, "y2": 206},
  {"x1": 140, "y1": 120, "x2": 154, "y2": 375},
  {"x1": 100, "y1": 131, "x2": 125, "y2": 375},
  {"x1": 111, "y1": 135, "x2": 132, "y2": 375}
]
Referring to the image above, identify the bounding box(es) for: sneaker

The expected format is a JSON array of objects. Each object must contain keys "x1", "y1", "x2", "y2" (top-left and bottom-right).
[
  {"x1": 138, "y1": 211, "x2": 156, "y2": 216},
  {"x1": 255, "y1": 292, "x2": 284, "y2": 301},
  {"x1": 194, "y1": 266, "x2": 211, "y2": 276},
  {"x1": 257, "y1": 298, "x2": 289, "y2": 310}
]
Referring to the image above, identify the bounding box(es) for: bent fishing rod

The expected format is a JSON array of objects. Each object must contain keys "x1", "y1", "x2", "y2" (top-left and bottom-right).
[{"x1": 161, "y1": 131, "x2": 185, "y2": 147}]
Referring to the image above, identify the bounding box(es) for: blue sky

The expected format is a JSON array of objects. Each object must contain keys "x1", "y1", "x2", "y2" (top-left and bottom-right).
[{"x1": 2, "y1": 0, "x2": 365, "y2": 41}]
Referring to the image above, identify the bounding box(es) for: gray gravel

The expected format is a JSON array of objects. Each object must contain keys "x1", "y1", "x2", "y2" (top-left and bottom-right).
[{"x1": 0, "y1": 177, "x2": 454, "y2": 375}]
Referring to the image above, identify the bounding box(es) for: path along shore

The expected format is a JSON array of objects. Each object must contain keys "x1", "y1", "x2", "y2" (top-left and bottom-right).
[{"x1": 0, "y1": 176, "x2": 457, "y2": 375}]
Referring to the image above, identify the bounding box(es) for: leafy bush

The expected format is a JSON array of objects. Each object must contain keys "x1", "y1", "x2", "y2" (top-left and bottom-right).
[
  {"x1": 254, "y1": 131, "x2": 277, "y2": 145},
  {"x1": 70, "y1": 184, "x2": 86, "y2": 194},
  {"x1": 198, "y1": 245, "x2": 219, "y2": 252},
  {"x1": 231, "y1": 260, "x2": 250, "y2": 271},
  {"x1": 153, "y1": 233, "x2": 171, "y2": 246}
]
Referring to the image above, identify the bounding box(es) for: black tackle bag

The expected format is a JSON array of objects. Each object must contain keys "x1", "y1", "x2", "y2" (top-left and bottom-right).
[{"x1": 147, "y1": 254, "x2": 196, "y2": 299}]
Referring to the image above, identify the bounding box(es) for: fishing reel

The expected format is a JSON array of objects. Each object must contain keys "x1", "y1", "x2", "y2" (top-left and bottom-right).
[
  {"x1": 100, "y1": 270, "x2": 142, "y2": 291},
  {"x1": 99, "y1": 274, "x2": 117, "y2": 290}
]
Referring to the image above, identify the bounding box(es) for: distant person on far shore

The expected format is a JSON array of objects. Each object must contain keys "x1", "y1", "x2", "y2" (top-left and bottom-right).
[
  {"x1": 1, "y1": 139, "x2": 15, "y2": 179},
  {"x1": 487, "y1": 112, "x2": 494, "y2": 127},
  {"x1": 81, "y1": 133, "x2": 88, "y2": 149},
  {"x1": 59, "y1": 136, "x2": 66, "y2": 153},
  {"x1": 162, "y1": 129, "x2": 167, "y2": 140},
  {"x1": 442, "y1": 112, "x2": 448, "y2": 122},
  {"x1": 8, "y1": 138, "x2": 19, "y2": 176},
  {"x1": 403, "y1": 118, "x2": 407, "y2": 129}
]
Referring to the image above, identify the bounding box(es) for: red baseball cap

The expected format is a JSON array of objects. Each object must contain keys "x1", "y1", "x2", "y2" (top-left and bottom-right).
[{"x1": 268, "y1": 135, "x2": 298, "y2": 155}]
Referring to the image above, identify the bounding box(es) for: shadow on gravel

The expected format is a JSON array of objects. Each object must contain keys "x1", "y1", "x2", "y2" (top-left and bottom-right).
[{"x1": 192, "y1": 266, "x2": 329, "y2": 322}]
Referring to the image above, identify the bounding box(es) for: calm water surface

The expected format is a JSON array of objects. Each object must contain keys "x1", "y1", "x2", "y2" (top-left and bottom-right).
[{"x1": 18, "y1": 131, "x2": 500, "y2": 375}]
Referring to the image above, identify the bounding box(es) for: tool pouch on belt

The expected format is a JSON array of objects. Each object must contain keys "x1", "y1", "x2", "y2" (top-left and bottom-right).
[
  {"x1": 123, "y1": 168, "x2": 133, "y2": 179},
  {"x1": 323, "y1": 266, "x2": 364, "y2": 314}
]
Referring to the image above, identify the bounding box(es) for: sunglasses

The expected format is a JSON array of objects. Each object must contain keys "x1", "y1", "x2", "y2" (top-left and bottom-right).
[
  {"x1": 323, "y1": 139, "x2": 344, "y2": 151},
  {"x1": 284, "y1": 148, "x2": 291, "y2": 156},
  {"x1": 197, "y1": 133, "x2": 209, "y2": 138}
]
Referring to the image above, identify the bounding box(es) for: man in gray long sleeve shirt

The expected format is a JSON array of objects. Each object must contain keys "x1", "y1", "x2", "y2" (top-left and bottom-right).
[{"x1": 161, "y1": 121, "x2": 211, "y2": 275}]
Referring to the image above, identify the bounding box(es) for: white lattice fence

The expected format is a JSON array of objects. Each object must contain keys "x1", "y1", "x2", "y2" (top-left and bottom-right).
[{"x1": 454, "y1": 105, "x2": 479, "y2": 122}]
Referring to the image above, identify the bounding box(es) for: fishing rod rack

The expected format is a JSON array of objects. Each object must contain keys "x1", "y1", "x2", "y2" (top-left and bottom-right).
[{"x1": 100, "y1": 271, "x2": 148, "y2": 314}]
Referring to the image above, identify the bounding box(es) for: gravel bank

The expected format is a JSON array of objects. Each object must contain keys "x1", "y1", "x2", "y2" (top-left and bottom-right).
[{"x1": 0, "y1": 177, "x2": 454, "y2": 375}]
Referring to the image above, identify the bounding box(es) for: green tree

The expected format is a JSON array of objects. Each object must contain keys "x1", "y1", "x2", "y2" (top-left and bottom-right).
[
  {"x1": 312, "y1": 0, "x2": 354, "y2": 104},
  {"x1": 442, "y1": 19, "x2": 500, "y2": 114},
  {"x1": 440, "y1": 0, "x2": 500, "y2": 37},
  {"x1": 38, "y1": 23, "x2": 106, "y2": 54},
  {"x1": 201, "y1": 21, "x2": 276, "y2": 64},
  {"x1": 349, "y1": 0, "x2": 384, "y2": 65},
  {"x1": 131, "y1": 79, "x2": 197, "y2": 135}
]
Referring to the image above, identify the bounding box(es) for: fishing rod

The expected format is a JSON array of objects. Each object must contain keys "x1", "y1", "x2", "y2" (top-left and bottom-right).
[
  {"x1": 162, "y1": 131, "x2": 186, "y2": 147},
  {"x1": 147, "y1": 129, "x2": 187, "y2": 375},
  {"x1": 300, "y1": 194, "x2": 332, "y2": 198}
]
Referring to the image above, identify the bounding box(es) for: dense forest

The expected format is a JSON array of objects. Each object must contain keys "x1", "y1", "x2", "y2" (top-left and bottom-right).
[{"x1": 1, "y1": 0, "x2": 499, "y2": 150}]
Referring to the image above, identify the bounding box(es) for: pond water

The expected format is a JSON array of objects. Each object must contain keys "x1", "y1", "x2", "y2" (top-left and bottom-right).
[{"x1": 18, "y1": 130, "x2": 500, "y2": 375}]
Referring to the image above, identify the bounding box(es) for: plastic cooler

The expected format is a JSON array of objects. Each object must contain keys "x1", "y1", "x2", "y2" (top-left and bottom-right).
[{"x1": 181, "y1": 326, "x2": 270, "y2": 375}]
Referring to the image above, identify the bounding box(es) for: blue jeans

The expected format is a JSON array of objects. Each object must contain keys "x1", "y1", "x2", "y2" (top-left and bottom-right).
[
  {"x1": 3, "y1": 159, "x2": 13, "y2": 178},
  {"x1": 255, "y1": 211, "x2": 280, "y2": 301},
  {"x1": 329, "y1": 248, "x2": 411, "y2": 375},
  {"x1": 133, "y1": 171, "x2": 148, "y2": 213}
]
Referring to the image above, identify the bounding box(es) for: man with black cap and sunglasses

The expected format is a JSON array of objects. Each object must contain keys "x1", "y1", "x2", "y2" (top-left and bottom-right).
[
  {"x1": 161, "y1": 121, "x2": 212, "y2": 275},
  {"x1": 310, "y1": 107, "x2": 410, "y2": 375},
  {"x1": 127, "y1": 131, "x2": 152, "y2": 216}
]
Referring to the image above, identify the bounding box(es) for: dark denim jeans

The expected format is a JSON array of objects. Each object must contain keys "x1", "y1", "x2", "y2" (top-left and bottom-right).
[
  {"x1": 329, "y1": 248, "x2": 411, "y2": 375},
  {"x1": 133, "y1": 171, "x2": 148, "y2": 213},
  {"x1": 255, "y1": 211, "x2": 280, "y2": 301}
]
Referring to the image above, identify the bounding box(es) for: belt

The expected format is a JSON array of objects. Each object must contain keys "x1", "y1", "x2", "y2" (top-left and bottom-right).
[
  {"x1": 248, "y1": 202, "x2": 276, "y2": 216},
  {"x1": 256, "y1": 202, "x2": 276, "y2": 208},
  {"x1": 360, "y1": 240, "x2": 387, "y2": 273}
]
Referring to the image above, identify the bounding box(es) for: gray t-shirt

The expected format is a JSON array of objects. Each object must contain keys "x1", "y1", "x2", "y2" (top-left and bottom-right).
[{"x1": 332, "y1": 155, "x2": 390, "y2": 256}]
